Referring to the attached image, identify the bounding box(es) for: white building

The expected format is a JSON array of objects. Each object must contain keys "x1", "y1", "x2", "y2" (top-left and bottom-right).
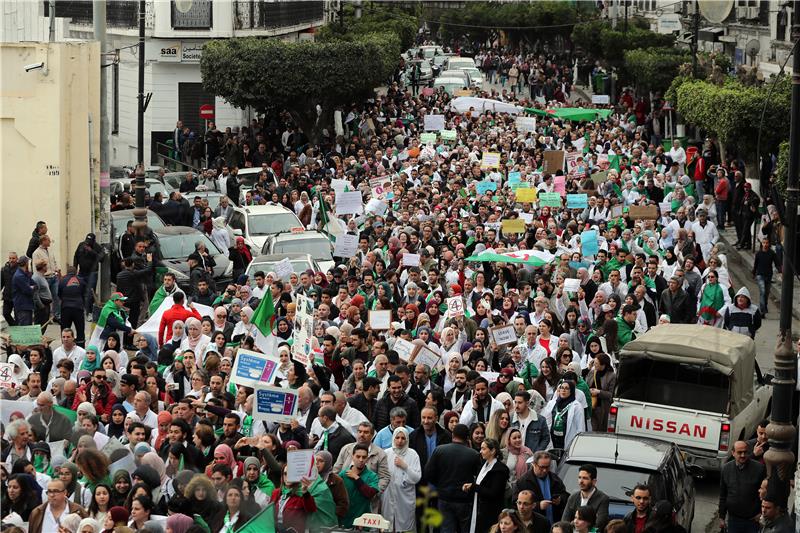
[
  {"x1": 622, "y1": 0, "x2": 796, "y2": 78},
  {"x1": 3, "y1": 0, "x2": 326, "y2": 167}
]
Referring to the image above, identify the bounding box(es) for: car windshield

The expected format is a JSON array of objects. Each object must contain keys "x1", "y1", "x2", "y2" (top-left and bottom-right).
[
  {"x1": 274, "y1": 239, "x2": 332, "y2": 260},
  {"x1": 247, "y1": 260, "x2": 310, "y2": 284},
  {"x1": 248, "y1": 213, "x2": 301, "y2": 236},
  {"x1": 159, "y1": 234, "x2": 219, "y2": 260},
  {"x1": 197, "y1": 194, "x2": 222, "y2": 211},
  {"x1": 560, "y1": 463, "x2": 667, "y2": 502},
  {"x1": 111, "y1": 213, "x2": 165, "y2": 236},
  {"x1": 146, "y1": 181, "x2": 169, "y2": 198}
]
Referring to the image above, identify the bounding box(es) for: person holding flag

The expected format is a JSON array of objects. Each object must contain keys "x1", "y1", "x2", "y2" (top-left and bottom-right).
[
  {"x1": 147, "y1": 272, "x2": 182, "y2": 316},
  {"x1": 250, "y1": 283, "x2": 277, "y2": 355},
  {"x1": 93, "y1": 293, "x2": 135, "y2": 344}
]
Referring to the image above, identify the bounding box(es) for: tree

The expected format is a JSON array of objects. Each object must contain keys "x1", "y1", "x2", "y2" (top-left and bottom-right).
[
  {"x1": 572, "y1": 21, "x2": 674, "y2": 65},
  {"x1": 624, "y1": 48, "x2": 690, "y2": 93},
  {"x1": 201, "y1": 37, "x2": 393, "y2": 145},
  {"x1": 317, "y1": 2, "x2": 418, "y2": 50}
]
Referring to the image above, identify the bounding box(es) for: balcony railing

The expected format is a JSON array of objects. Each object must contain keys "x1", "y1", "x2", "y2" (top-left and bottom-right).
[
  {"x1": 234, "y1": 0, "x2": 324, "y2": 30},
  {"x1": 45, "y1": 0, "x2": 139, "y2": 28}
]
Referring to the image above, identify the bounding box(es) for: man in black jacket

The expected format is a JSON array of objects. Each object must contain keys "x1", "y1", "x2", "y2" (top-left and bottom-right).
[
  {"x1": 718, "y1": 440, "x2": 765, "y2": 532},
  {"x1": 374, "y1": 375, "x2": 420, "y2": 431},
  {"x1": 349, "y1": 376, "x2": 380, "y2": 422},
  {"x1": 315, "y1": 405, "x2": 355, "y2": 461},
  {"x1": 1, "y1": 251, "x2": 18, "y2": 326},
  {"x1": 424, "y1": 424, "x2": 481, "y2": 533},
  {"x1": 623, "y1": 484, "x2": 654, "y2": 533},
  {"x1": 115, "y1": 255, "x2": 152, "y2": 343},
  {"x1": 514, "y1": 450, "x2": 569, "y2": 526},
  {"x1": 659, "y1": 276, "x2": 693, "y2": 323},
  {"x1": 26, "y1": 221, "x2": 47, "y2": 258},
  {"x1": 409, "y1": 407, "x2": 451, "y2": 481},
  {"x1": 561, "y1": 464, "x2": 610, "y2": 531},
  {"x1": 73, "y1": 233, "x2": 106, "y2": 317}
]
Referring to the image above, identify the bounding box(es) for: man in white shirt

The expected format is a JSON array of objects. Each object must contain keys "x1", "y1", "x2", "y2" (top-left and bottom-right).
[
  {"x1": 691, "y1": 209, "x2": 719, "y2": 261},
  {"x1": 334, "y1": 391, "x2": 368, "y2": 436},
  {"x1": 133, "y1": 390, "x2": 159, "y2": 430},
  {"x1": 598, "y1": 270, "x2": 629, "y2": 300},
  {"x1": 520, "y1": 326, "x2": 547, "y2": 368},
  {"x1": 28, "y1": 479, "x2": 86, "y2": 533},
  {"x1": 50, "y1": 329, "x2": 85, "y2": 382},
  {"x1": 310, "y1": 391, "x2": 354, "y2": 438},
  {"x1": 668, "y1": 139, "x2": 686, "y2": 173},
  {"x1": 459, "y1": 378, "x2": 504, "y2": 426},
  {"x1": 251, "y1": 271, "x2": 268, "y2": 300}
]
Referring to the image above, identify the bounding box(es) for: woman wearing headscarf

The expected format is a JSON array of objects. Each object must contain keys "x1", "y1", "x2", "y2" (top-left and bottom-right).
[
  {"x1": 204, "y1": 443, "x2": 243, "y2": 478},
  {"x1": 180, "y1": 317, "x2": 211, "y2": 357},
  {"x1": 231, "y1": 306, "x2": 257, "y2": 344},
  {"x1": 166, "y1": 513, "x2": 194, "y2": 533},
  {"x1": 59, "y1": 460, "x2": 90, "y2": 506},
  {"x1": 696, "y1": 269, "x2": 730, "y2": 327},
  {"x1": 164, "y1": 320, "x2": 187, "y2": 355},
  {"x1": 541, "y1": 379, "x2": 586, "y2": 451},
  {"x1": 585, "y1": 353, "x2": 617, "y2": 432},
  {"x1": 7, "y1": 353, "x2": 30, "y2": 386},
  {"x1": 313, "y1": 451, "x2": 348, "y2": 522},
  {"x1": 270, "y1": 464, "x2": 316, "y2": 533},
  {"x1": 210, "y1": 218, "x2": 231, "y2": 257},
  {"x1": 382, "y1": 427, "x2": 422, "y2": 532},
  {"x1": 109, "y1": 470, "x2": 131, "y2": 507},
  {"x1": 101, "y1": 505, "x2": 129, "y2": 533},
  {"x1": 274, "y1": 316, "x2": 293, "y2": 341},
  {"x1": 504, "y1": 428, "x2": 534, "y2": 488}
]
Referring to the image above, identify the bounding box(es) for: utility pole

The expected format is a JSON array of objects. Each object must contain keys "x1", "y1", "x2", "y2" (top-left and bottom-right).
[
  {"x1": 93, "y1": 0, "x2": 112, "y2": 301},
  {"x1": 134, "y1": 0, "x2": 147, "y2": 234},
  {"x1": 624, "y1": 0, "x2": 628, "y2": 33},
  {"x1": 691, "y1": 0, "x2": 700, "y2": 77},
  {"x1": 764, "y1": 0, "x2": 799, "y2": 509},
  {"x1": 49, "y1": 0, "x2": 56, "y2": 41}
]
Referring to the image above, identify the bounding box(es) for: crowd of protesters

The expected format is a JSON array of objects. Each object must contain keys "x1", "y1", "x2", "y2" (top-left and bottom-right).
[{"x1": 0, "y1": 39, "x2": 792, "y2": 533}]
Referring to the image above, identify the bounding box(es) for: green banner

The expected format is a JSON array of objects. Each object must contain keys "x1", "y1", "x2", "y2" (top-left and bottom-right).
[
  {"x1": 539, "y1": 192, "x2": 563, "y2": 207},
  {"x1": 8, "y1": 325, "x2": 42, "y2": 345},
  {"x1": 440, "y1": 129, "x2": 457, "y2": 141},
  {"x1": 420, "y1": 133, "x2": 437, "y2": 144}
]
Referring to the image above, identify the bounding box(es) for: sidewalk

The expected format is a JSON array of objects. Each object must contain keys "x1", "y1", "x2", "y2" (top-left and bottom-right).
[{"x1": 717, "y1": 224, "x2": 800, "y2": 321}]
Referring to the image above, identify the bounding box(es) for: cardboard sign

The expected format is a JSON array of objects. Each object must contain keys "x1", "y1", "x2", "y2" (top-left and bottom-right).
[
  {"x1": 286, "y1": 449, "x2": 317, "y2": 483},
  {"x1": 403, "y1": 253, "x2": 421, "y2": 267},
  {"x1": 392, "y1": 339, "x2": 416, "y2": 362},
  {"x1": 446, "y1": 297, "x2": 465, "y2": 317},
  {"x1": 516, "y1": 188, "x2": 538, "y2": 203},
  {"x1": 476, "y1": 181, "x2": 497, "y2": 194},
  {"x1": 628, "y1": 204, "x2": 659, "y2": 220},
  {"x1": 566, "y1": 193, "x2": 588, "y2": 209},
  {"x1": 369, "y1": 310, "x2": 391, "y2": 330},
  {"x1": 424, "y1": 114, "x2": 445, "y2": 131},
  {"x1": 502, "y1": 219, "x2": 526, "y2": 234},
  {"x1": 335, "y1": 191, "x2": 364, "y2": 215},
  {"x1": 420, "y1": 132, "x2": 437, "y2": 144},
  {"x1": 591, "y1": 170, "x2": 610, "y2": 185},
  {"x1": 543, "y1": 150, "x2": 565, "y2": 173},
  {"x1": 253, "y1": 385, "x2": 299, "y2": 424},
  {"x1": 481, "y1": 152, "x2": 501, "y2": 169},
  {"x1": 333, "y1": 233, "x2": 359, "y2": 258},
  {"x1": 411, "y1": 345, "x2": 442, "y2": 370},
  {"x1": 515, "y1": 116, "x2": 537, "y2": 132},
  {"x1": 230, "y1": 349, "x2": 280, "y2": 388},
  {"x1": 491, "y1": 324, "x2": 518, "y2": 346},
  {"x1": 539, "y1": 192, "x2": 562, "y2": 208},
  {"x1": 8, "y1": 325, "x2": 42, "y2": 345}
]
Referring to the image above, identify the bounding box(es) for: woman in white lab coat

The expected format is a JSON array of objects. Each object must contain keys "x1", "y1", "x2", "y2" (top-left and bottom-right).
[
  {"x1": 381, "y1": 426, "x2": 422, "y2": 532},
  {"x1": 541, "y1": 379, "x2": 586, "y2": 451}
]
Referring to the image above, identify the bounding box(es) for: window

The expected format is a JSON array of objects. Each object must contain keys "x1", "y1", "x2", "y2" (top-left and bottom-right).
[{"x1": 112, "y1": 51, "x2": 119, "y2": 135}]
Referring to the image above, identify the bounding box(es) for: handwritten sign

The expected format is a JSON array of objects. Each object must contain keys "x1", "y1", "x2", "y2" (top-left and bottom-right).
[
  {"x1": 335, "y1": 191, "x2": 364, "y2": 215},
  {"x1": 515, "y1": 116, "x2": 537, "y2": 132},
  {"x1": 392, "y1": 339, "x2": 416, "y2": 362},
  {"x1": 591, "y1": 170, "x2": 609, "y2": 185},
  {"x1": 274, "y1": 258, "x2": 294, "y2": 280},
  {"x1": 554, "y1": 175, "x2": 566, "y2": 196},
  {"x1": 611, "y1": 205, "x2": 624, "y2": 218},
  {"x1": 563, "y1": 278, "x2": 581, "y2": 293},
  {"x1": 592, "y1": 95, "x2": 610, "y2": 104},
  {"x1": 424, "y1": 114, "x2": 445, "y2": 131},
  {"x1": 502, "y1": 219, "x2": 526, "y2": 234},
  {"x1": 628, "y1": 204, "x2": 658, "y2": 220},
  {"x1": 365, "y1": 198, "x2": 388, "y2": 216},
  {"x1": 253, "y1": 385, "x2": 299, "y2": 424},
  {"x1": 476, "y1": 181, "x2": 497, "y2": 195},
  {"x1": 286, "y1": 449, "x2": 317, "y2": 483},
  {"x1": 230, "y1": 349, "x2": 280, "y2": 388},
  {"x1": 8, "y1": 325, "x2": 42, "y2": 346},
  {"x1": 507, "y1": 171, "x2": 522, "y2": 187},
  {"x1": 543, "y1": 150, "x2": 565, "y2": 172},
  {"x1": 369, "y1": 310, "x2": 391, "y2": 330},
  {"x1": 403, "y1": 253, "x2": 421, "y2": 267},
  {"x1": 0, "y1": 363, "x2": 14, "y2": 388},
  {"x1": 539, "y1": 192, "x2": 562, "y2": 208},
  {"x1": 412, "y1": 345, "x2": 442, "y2": 370},
  {"x1": 516, "y1": 188, "x2": 537, "y2": 203},
  {"x1": 440, "y1": 129, "x2": 457, "y2": 141},
  {"x1": 446, "y1": 297, "x2": 464, "y2": 318},
  {"x1": 420, "y1": 132, "x2": 437, "y2": 145},
  {"x1": 659, "y1": 201, "x2": 672, "y2": 214},
  {"x1": 581, "y1": 229, "x2": 599, "y2": 256},
  {"x1": 333, "y1": 233, "x2": 359, "y2": 258},
  {"x1": 566, "y1": 193, "x2": 588, "y2": 209},
  {"x1": 481, "y1": 152, "x2": 501, "y2": 169},
  {"x1": 491, "y1": 325, "x2": 518, "y2": 346}
]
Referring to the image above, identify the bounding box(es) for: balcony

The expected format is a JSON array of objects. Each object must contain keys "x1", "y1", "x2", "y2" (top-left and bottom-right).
[
  {"x1": 234, "y1": 0, "x2": 324, "y2": 30},
  {"x1": 45, "y1": 0, "x2": 139, "y2": 28}
]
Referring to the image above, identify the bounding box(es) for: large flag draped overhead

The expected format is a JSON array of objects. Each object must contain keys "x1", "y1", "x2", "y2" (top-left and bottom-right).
[{"x1": 465, "y1": 249, "x2": 555, "y2": 267}]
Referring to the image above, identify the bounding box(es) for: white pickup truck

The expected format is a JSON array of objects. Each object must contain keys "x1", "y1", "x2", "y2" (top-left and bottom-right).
[{"x1": 607, "y1": 324, "x2": 772, "y2": 471}]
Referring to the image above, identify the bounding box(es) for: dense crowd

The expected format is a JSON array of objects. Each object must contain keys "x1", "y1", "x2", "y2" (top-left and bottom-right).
[{"x1": 0, "y1": 44, "x2": 792, "y2": 533}]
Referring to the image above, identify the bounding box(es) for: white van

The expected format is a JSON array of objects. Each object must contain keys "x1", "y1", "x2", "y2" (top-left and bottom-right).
[
  {"x1": 445, "y1": 56, "x2": 477, "y2": 71},
  {"x1": 607, "y1": 324, "x2": 772, "y2": 471}
]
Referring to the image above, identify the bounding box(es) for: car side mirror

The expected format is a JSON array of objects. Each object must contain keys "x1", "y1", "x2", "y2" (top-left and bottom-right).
[
  {"x1": 233, "y1": 229, "x2": 243, "y2": 237},
  {"x1": 687, "y1": 464, "x2": 705, "y2": 479},
  {"x1": 763, "y1": 373, "x2": 774, "y2": 385}
]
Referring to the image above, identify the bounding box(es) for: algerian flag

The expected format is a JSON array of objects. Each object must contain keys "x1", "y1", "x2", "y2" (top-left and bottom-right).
[
  {"x1": 87, "y1": 297, "x2": 131, "y2": 351},
  {"x1": 237, "y1": 503, "x2": 276, "y2": 533},
  {"x1": 465, "y1": 249, "x2": 555, "y2": 267},
  {"x1": 251, "y1": 288, "x2": 277, "y2": 355},
  {"x1": 148, "y1": 285, "x2": 185, "y2": 316}
]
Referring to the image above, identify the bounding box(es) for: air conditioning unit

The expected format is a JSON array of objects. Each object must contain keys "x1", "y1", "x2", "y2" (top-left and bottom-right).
[
  {"x1": 674, "y1": 2, "x2": 684, "y2": 14},
  {"x1": 747, "y1": 6, "x2": 759, "y2": 19},
  {"x1": 736, "y1": 6, "x2": 748, "y2": 19}
]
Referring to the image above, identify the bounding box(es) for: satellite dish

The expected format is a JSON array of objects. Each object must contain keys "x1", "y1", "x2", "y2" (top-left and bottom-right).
[
  {"x1": 175, "y1": 0, "x2": 193, "y2": 14},
  {"x1": 698, "y1": 0, "x2": 734, "y2": 24},
  {"x1": 746, "y1": 39, "x2": 761, "y2": 57}
]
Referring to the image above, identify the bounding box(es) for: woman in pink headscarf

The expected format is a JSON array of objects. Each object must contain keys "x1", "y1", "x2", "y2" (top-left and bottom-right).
[
  {"x1": 165, "y1": 513, "x2": 194, "y2": 533},
  {"x1": 204, "y1": 443, "x2": 243, "y2": 478}
]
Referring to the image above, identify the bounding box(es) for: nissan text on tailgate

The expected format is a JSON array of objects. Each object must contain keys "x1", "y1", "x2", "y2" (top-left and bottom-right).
[{"x1": 607, "y1": 324, "x2": 772, "y2": 471}]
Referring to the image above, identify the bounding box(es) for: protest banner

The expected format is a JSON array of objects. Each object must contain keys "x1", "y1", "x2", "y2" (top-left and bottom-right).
[
  {"x1": 566, "y1": 193, "x2": 588, "y2": 209},
  {"x1": 440, "y1": 129, "x2": 457, "y2": 141},
  {"x1": 286, "y1": 449, "x2": 318, "y2": 483},
  {"x1": 516, "y1": 188, "x2": 537, "y2": 203},
  {"x1": 480, "y1": 152, "x2": 501, "y2": 169},
  {"x1": 0, "y1": 363, "x2": 14, "y2": 389},
  {"x1": 539, "y1": 192, "x2": 562, "y2": 208},
  {"x1": 515, "y1": 116, "x2": 536, "y2": 132},
  {"x1": 424, "y1": 114, "x2": 445, "y2": 131},
  {"x1": 335, "y1": 191, "x2": 364, "y2": 215},
  {"x1": 501, "y1": 219, "x2": 526, "y2": 234},
  {"x1": 491, "y1": 325, "x2": 518, "y2": 346},
  {"x1": 543, "y1": 150, "x2": 565, "y2": 172},
  {"x1": 476, "y1": 181, "x2": 497, "y2": 195},
  {"x1": 591, "y1": 170, "x2": 609, "y2": 185},
  {"x1": 420, "y1": 132, "x2": 437, "y2": 144},
  {"x1": 411, "y1": 345, "x2": 442, "y2": 370},
  {"x1": 369, "y1": 310, "x2": 391, "y2": 330},
  {"x1": 230, "y1": 349, "x2": 280, "y2": 388},
  {"x1": 403, "y1": 253, "x2": 421, "y2": 267},
  {"x1": 8, "y1": 325, "x2": 42, "y2": 345},
  {"x1": 628, "y1": 204, "x2": 659, "y2": 220},
  {"x1": 581, "y1": 229, "x2": 599, "y2": 256},
  {"x1": 446, "y1": 297, "x2": 465, "y2": 317},
  {"x1": 333, "y1": 233, "x2": 359, "y2": 258},
  {"x1": 392, "y1": 339, "x2": 416, "y2": 362},
  {"x1": 554, "y1": 175, "x2": 566, "y2": 196},
  {"x1": 253, "y1": 385, "x2": 299, "y2": 424}
]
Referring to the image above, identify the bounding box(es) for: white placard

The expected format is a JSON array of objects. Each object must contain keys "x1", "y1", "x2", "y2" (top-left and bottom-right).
[
  {"x1": 253, "y1": 384, "x2": 299, "y2": 424},
  {"x1": 591, "y1": 95, "x2": 610, "y2": 104},
  {"x1": 230, "y1": 348, "x2": 281, "y2": 389},
  {"x1": 0, "y1": 363, "x2": 14, "y2": 388},
  {"x1": 369, "y1": 310, "x2": 391, "y2": 330},
  {"x1": 480, "y1": 371, "x2": 501, "y2": 383},
  {"x1": 286, "y1": 449, "x2": 318, "y2": 483},
  {"x1": 365, "y1": 198, "x2": 388, "y2": 216},
  {"x1": 611, "y1": 205, "x2": 623, "y2": 218},
  {"x1": 332, "y1": 179, "x2": 350, "y2": 196},
  {"x1": 563, "y1": 278, "x2": 581, "y2": 293},
  {"x1": 490, "y1": 325, "x2": 518, "y2": 346},
  {"x1": 446, "y1": 297, "x2": 465, "y2": 317},
  {"x1": 274, "y1": 257, "x2": 294, "y2": 280},
  {"x1": 403, "y1": 253, "x2": 421, "y2": 267},
  {"x1": 659, "y1": 201, "x2": 672, "y2": 213},
  {"x1": 518, "y1": 212, "x2": 534, "y2": 224},
  {"x1": 333, "y1": 233, "x2": 359, "y2": 258},
  {"x1": 109, "y1": 450, "x2": 136, "y2": 474},
  {"x1": 48, "y1": 440, "x2": 67, "y2": 460},
  {"x1": 515, "y1": 116, "x2": 537, "y2": 132},
  {"x1": 392, "y1": 339, "x2": 416, "y2": 361},
  {"x1": 335, "y1": 191, "x2": 364, "y2": 215},
  {"x1": 424, "y1": 114, "x2": 446, "y2": 131},
  {"x1": 0, "y1": 399, "x2": 35, "y2": 425},
  {"x1": 412, "y1": 345, "x2": 442, "y2": 370}
]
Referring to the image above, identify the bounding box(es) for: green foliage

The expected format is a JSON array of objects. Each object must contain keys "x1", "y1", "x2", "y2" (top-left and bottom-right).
[
  {"x1": 571, "y1": 19, "x2": 607, "y2": 56},
  {"x1": 319, "y1": 2, "x2": 418, "y2": 50},
  {"x1": 624, "y1": 47, "x2": 690, "y2": 93},
  {"x1": 775, "y1": 141, "x2": 789, "y2": 199},
  {"x1": 674, "y1": 77, "x2": 791, "y2": 158},
  {"x1": 201, "y1": 38, "x2": 387, "y2": 142},
  {"x1": 573, "y1": 21, "x2": 674, "y2": 65}
]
